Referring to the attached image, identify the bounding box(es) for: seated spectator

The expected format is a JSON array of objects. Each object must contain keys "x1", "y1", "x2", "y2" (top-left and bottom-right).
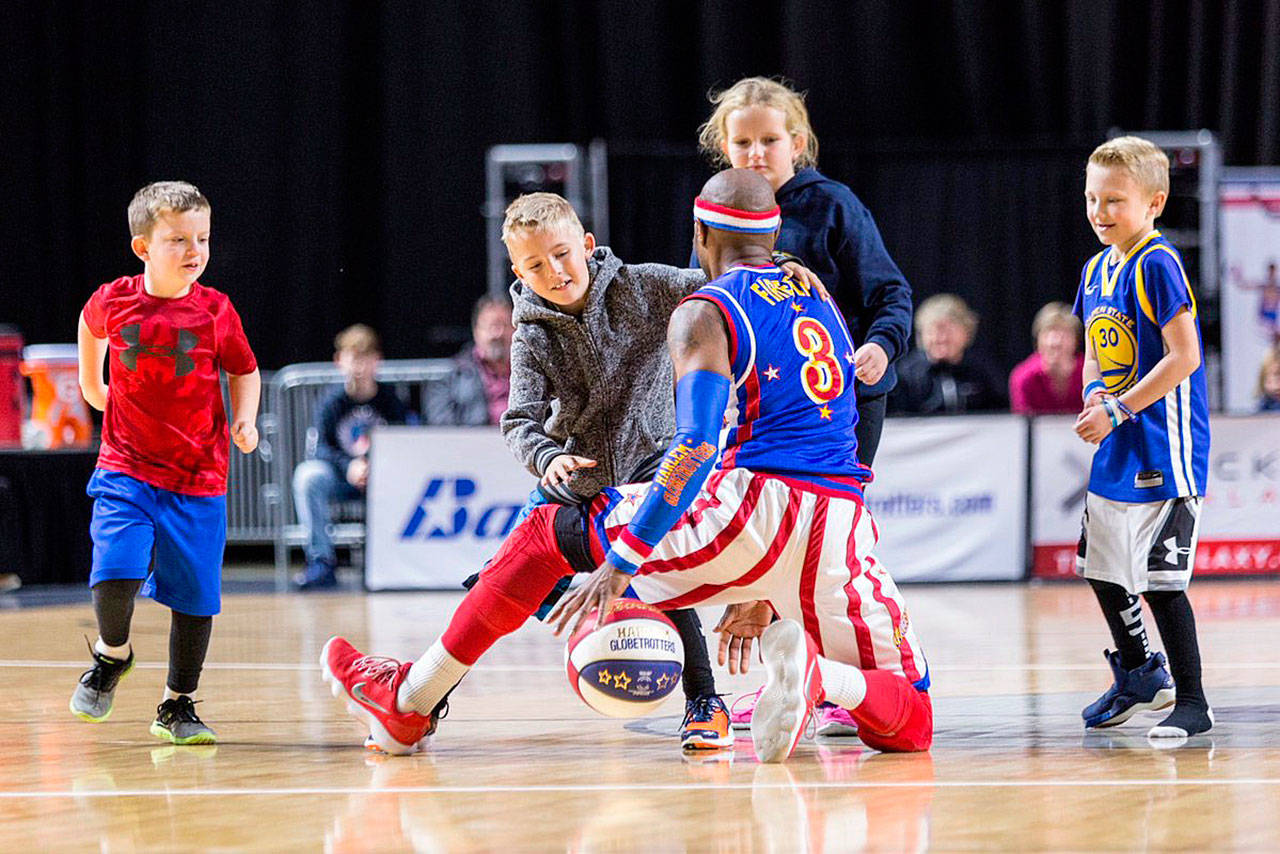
[
  {"x1": 292, "y1": 324, "x2": 410, "y2": 590},
  {"x1": 425, "y1": 295, "x2": 513, "y2": 426},
  {"x1": 1009, "y1": 302, "x2": 1086, "y2": 414},
  {"x1": 1259, "y1": 344, "x2": 1280, "y2": 412},
  {"x1": 889, "y1": 294, "x2": 1006, "y2": 415}
]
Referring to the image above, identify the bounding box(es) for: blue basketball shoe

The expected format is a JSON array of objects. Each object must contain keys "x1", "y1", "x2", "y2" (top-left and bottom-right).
[{"x1": 1083, "y1": 650, "x2": 1175, "y2": 729}]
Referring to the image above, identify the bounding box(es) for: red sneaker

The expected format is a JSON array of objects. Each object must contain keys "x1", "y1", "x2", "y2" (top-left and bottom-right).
[
  {"x1": 752, "y1": 620, "x2": 824, "y2": 763},
  {"x1": 321, "y1": 636, "x2": 437, "y2": 755}
]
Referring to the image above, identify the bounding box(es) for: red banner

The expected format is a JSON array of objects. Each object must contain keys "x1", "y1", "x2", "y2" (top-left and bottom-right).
[{"x1": 1033, "y1": 539, "x2": 1280, "y2": 580}]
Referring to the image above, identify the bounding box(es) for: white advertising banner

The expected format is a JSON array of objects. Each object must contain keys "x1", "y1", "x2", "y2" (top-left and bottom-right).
[
  {"x1": 1220, "y1": 173, "x2": 1280, "y2": 413},
  {"x1": 1031, "y1": 414, "x2": 1280, "y2": 578},
  {"x1": 869, "y1": 415, "x2": 1027, "y2": 582},
  {"x1": 367, "y1": 418, "x2": 1030, "y2": 589},
  {"x1": 366, "y1": 426, "x2": 535, "y2": 590}
]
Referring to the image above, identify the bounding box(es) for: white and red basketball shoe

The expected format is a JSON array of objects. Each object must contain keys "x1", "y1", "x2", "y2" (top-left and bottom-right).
[
  {"x1": 752, "y1": 620, "x2": 824, "y2": 763},
  {"x1": 321, "y1": 637, "x2": 439, "y2": 755}
]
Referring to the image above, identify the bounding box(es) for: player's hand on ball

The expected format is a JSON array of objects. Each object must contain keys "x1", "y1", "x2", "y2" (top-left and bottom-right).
[
  {"x1": 1074, "y1": 404, "x2": 1113, "y2": 444},
  {"x1": 853, "y1": 342, "x2": 889, "y2": 385},
  {"x1": 231, "y1": 420, "x2": 258, "y2": 454},
  {"x1": 548, "y1": 563, "x2": 631, "y2": 638},
  {"x1": 542, "y1": 454, "x2": 597, "y2": 487},
  {"x1": 714, "y1": 600, "x2": 774, "y2": 674},
  {"x1": 780, "y1": 261, "x2": 831, "y2": 302}
]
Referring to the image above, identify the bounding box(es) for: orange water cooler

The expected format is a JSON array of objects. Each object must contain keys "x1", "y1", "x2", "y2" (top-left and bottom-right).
[{"x1": 20, "y1": 344, "x2": 92, "y2": 448}]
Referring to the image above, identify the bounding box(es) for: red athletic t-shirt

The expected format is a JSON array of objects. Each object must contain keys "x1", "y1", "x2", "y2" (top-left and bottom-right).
[{"x1": 82, "y1": 275, "x2": 257, "y2": 496}]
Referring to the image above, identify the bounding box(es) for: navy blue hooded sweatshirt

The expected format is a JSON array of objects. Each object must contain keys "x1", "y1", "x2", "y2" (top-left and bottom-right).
[{"x1": 691, "y1": 167, "x2": 913, "y2": 397}]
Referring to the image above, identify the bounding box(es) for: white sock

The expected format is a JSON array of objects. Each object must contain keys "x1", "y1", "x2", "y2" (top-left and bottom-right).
[
  {"x1": 95, "y1": 637, "x2": 131, "y2": 660},
  {"x1": 163, "y1": 687, "x2": 192, "y2": 702},
  {"x1": 398, "y1": 640, "x2": 470, "y2": 715},
  {"x1": 817, "y1": 657, "x2": 868, "y2": 709}
]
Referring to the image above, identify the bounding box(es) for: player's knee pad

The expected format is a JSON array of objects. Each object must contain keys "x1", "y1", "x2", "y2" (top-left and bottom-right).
[{"x1": 852, "y1": 670, "x2": 934, "y2": 753}]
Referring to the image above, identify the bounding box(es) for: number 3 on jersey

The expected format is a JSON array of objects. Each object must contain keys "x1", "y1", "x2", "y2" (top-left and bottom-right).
[{"x1": 791, "y1": 316, "x2": 844, "y2": 404}]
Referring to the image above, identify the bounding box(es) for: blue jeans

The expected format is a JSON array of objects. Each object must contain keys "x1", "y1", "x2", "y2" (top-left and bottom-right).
[{"x1": 292, "y1": 459, "x2": 362, "y2": 564}]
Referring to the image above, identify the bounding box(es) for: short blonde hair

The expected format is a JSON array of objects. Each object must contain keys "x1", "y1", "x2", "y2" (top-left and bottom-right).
[
  {"x1": 334, "y1": 323, "x2": 381, "y2": 356},
  {"x1": 697, "y1": 76, "x2": 819, "y2": 169},
  {"x1": 1089, "y1": 136, "x2": 1170, "y2": 196},
  {"x1": 128, "y1": 181, "x2": 209, "y2": 237},
  {"x1": 1031, "y1": 301, "x2": 1082, "y2": 343},
  {"x1": 501, "y1": 193, "x2": 584, "y2": 245},
  {"x1": 1260, "y1": 343, "x2": 1280, "y2": 398},
  {"x1": 915, "y1": 294, "x2": 978, "y2": 348}
]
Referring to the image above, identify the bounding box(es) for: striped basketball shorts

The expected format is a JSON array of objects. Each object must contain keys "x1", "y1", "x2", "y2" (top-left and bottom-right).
[
  {"x1": 1076, "y1": 492, "x2": 1203, "y2": 594},
  {"x1": 580, "y1": 467, "x2": 929, "y2": 688}
]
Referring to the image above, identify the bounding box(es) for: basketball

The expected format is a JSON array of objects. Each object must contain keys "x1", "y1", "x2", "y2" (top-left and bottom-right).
[{"x1": 564, "y1": 599, "x2": 684, "y2": 718}]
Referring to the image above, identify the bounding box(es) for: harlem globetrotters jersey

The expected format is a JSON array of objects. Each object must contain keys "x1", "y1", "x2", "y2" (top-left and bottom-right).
[
  {"x1": 689, "y1": 264, "x2": 871, "y2": 496},
  {"x1": 82, "y1": 275, "x2": 257, "y2": 496},
  {"x1": 1072, "y1": 231, "x2": 1210, "y2": 503}
]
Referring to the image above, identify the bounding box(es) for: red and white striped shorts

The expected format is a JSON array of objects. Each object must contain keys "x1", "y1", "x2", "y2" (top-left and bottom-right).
[{"x1": 585, "y1": 467, "x2": 928, "y2": 686}]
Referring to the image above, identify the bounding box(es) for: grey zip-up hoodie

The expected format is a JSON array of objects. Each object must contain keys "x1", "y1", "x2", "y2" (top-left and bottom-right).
[{"x1": 501, "y1": 246, "x2": 705, "y2": 499}]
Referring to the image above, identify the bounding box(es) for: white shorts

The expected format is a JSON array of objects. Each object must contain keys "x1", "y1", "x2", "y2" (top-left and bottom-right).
[
  {"x1": 1076, "y1": 492, "x2": 1203, "y2": 594},
  {"x1": 587, "y1": 467, "x2": 928, "y2": 687}
]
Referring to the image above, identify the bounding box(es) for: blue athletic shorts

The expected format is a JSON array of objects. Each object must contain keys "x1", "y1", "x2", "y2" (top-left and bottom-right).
[{"x1": 87, "y1": 469, "x2": 226, "y2": 616}]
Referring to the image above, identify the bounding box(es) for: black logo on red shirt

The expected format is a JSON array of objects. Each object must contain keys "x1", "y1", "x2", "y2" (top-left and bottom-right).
[{"x1": 120, "y1": 325, "x2": 198, "y2": 376}]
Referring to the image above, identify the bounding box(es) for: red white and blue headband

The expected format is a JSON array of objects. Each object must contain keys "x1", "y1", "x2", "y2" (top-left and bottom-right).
[{"x1": 693, "y1": 197, "x2": 781, "y2": 234}]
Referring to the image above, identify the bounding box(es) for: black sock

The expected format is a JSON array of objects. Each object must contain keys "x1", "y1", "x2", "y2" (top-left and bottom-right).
[
  {"x1": 167, "y1": 610, "x2": 213, "y2": 695},
  {"x1": 92, "y1": 579, "x2": 143, "y2": 649},
  {"x1": 1144, "y1": 590, "x2": 1207, "y2": 710},
  {"x1": 1088, "y1": 579, "x2": 1150, "y2": 669},
  {"x1": 665, "y1": 608, "x2": 716, "y2": 701}
]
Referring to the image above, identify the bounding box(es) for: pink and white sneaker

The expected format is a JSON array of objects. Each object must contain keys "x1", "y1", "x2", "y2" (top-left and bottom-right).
[
  {"x1": 321, "y1": 637, "x2": 438, "y2": 755},
  {"x1": 729, "y1": 686, "x2": 763, "y2": 731},
  {"x1": 815, "y1": 702, "x2": 859, "y2": 737},
  {"x1": 752, "y1": 620, "x2": 824, "y2": 764}
]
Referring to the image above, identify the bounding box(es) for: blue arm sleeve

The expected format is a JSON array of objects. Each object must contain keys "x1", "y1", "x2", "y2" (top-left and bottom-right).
[{"x1": 604, "y1": 370, "x2": 730, "y2": 574}]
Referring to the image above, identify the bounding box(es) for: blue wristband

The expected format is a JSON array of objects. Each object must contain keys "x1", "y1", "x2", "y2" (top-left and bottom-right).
[
  {"x1": 1101, "y1": 396, "x2": 1121, "y2": 427},
  {"x1": 1083, "y1": 380, "x2": 1106, "y2": 402},
  {"x1": 1114, "y1": 398, "x2": 1136, "y2": 421}
]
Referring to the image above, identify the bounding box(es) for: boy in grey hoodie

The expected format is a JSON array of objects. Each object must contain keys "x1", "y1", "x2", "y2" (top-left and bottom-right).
[
  {"x1": 499, "y1": 192, "x2": 730, "y2": 750},
  {"x1": 499, "y1": 193, "x2": 822, "y2": 750}
]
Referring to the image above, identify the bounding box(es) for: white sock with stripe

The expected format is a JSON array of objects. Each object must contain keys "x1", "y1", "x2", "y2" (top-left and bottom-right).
[
  {"x1": 398, "y1": 640, "x2": 470, "y2": 715},
  {"x1": 817, "y1": 658, "x2": 868, "y2": 709},
  {"x1": 94, "y1": 637, "x2": 131, "y2": 660}
]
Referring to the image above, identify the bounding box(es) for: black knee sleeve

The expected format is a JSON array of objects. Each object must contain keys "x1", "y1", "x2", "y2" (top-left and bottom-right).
[
  {"x1": 1088, "y1": 578, "x2": 1150, "y2": 668},
  {"x1": 92, "y1": 578, "x2": 143, "y2": 647}
]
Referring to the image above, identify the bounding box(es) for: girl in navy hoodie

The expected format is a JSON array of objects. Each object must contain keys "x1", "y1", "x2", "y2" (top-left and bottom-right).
[
  {"x1": 696, "y1": 76, "x2": 913, "y2": 466},
  {"x1": 696, "y1": 76, "x2": 914, "y2": 737}
]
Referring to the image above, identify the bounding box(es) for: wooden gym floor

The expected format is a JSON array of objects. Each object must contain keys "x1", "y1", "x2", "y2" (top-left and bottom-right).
[{"x1": 2, "y1": 579, "x2": 1279, "y2": 851}]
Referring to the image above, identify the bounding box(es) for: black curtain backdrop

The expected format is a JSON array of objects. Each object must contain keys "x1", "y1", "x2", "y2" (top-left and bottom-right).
[{"x1": 2, "y1": 1, "x2": 1278, "y2": 374}]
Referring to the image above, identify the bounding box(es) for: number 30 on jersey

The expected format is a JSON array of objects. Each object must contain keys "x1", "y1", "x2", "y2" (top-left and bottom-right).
[{"x1": 791, "y1": 316, "x2": 845, "y2": 404}]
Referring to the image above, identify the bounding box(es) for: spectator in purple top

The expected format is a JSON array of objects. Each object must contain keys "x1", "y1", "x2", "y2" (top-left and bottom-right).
[
  {"x1": 1009, "y1": 302, "x2": 1086, "y2": 415},
  {"x1": 426, "y1": 295, "x2": 513, "y2": 426}
]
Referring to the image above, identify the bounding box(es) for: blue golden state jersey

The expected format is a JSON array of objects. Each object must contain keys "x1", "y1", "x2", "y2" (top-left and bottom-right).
[
  {"x1": 1072, "y1": 230, "x2": 1210, "y2": 502},
  {"x1": 690, "y1": 264, "x2": 870, "y2": 496}
]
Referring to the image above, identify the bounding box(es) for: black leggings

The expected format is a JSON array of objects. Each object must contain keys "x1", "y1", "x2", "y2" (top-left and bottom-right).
[
  {"x1": 665, "y1": 608, "x2": 715, "y2": 701},
  {"x1": 855, "y1": 393, "x2": 888, "y2": 467},
  {"x1": 92, "y1": 579, "x2": 213, "y2": 695}
]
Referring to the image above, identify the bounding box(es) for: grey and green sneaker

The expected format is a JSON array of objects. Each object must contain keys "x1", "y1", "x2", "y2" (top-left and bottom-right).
[
  {"x1": 150, "y1": 696, "x2": 217, "y2": 744},
  {"x1": 69, "y1": 646, "x2": 135, "y2": 722}
]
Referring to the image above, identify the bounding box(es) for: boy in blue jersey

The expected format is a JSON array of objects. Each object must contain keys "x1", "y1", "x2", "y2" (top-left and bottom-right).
[{"x1": 1073, "y1": 136, "x2": 1212, "y2": 739}]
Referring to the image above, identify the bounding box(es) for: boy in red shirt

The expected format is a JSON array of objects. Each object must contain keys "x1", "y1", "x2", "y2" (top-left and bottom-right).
[{"x1": 70, "y1": 181, "x2": 260, "y2": 744}]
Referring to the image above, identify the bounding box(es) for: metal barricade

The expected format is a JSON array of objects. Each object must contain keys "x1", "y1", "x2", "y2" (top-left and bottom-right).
[
  {"x1": 267, "y1": 359, "x2": 455, "y2": 590},
  {"x1": 225, "y1": 371, "x2": 277, "y2": 544}
]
